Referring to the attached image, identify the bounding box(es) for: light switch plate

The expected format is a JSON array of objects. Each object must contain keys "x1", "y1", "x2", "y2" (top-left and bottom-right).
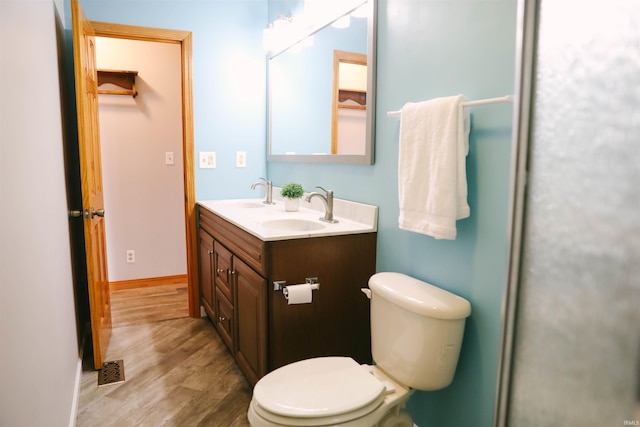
[{"x1": 199, "y1": 152, "x2": 216, "y2": 169}]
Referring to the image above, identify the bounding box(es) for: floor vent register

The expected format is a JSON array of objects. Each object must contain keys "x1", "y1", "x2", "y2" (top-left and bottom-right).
[{"x1": 98, "y1": 359, "x2": 125, "y2": 387}]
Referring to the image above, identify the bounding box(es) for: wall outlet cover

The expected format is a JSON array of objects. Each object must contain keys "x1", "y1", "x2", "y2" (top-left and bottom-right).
[
  {"x1": 199, "y1": 152, "x2": 216, "y2": 169},
  {"x1": 236, "y1": 151, "x2": 247, "y2": 168},
  {"x1": 165, "y1": 151, "x2": 174, "y2": 165}
]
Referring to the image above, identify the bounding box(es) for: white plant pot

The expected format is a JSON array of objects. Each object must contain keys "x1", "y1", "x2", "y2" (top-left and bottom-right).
[{"x1": 284, "y1": 198, "x2": 300, "y2": 212}]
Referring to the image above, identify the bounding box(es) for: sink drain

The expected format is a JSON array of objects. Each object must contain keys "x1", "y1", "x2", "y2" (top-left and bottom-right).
[{"x1": 98, "y1": 359, "x2": 125, "y2": 387}]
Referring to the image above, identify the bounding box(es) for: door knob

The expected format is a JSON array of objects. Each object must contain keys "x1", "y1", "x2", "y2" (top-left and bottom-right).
[{"x1": 91, "y1": 208, "x2": 105, "y2": 218}]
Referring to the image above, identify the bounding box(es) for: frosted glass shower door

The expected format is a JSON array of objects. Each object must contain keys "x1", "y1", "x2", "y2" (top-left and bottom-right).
[{"x1": 505, "y1": 0, "x2": 640, "y2": 426}]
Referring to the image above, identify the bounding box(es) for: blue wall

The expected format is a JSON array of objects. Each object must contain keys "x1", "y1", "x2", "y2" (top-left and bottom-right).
[{"x1": 67, "y1": 0, "x2": 515, "y2": 425}]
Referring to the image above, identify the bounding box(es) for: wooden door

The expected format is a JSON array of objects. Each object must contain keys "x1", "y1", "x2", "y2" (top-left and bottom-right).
[{"x1": 72, "y1": 0, "x2": 112, "y2": 369}]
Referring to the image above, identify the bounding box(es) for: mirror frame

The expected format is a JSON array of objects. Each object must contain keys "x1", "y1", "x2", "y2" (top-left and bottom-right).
[{"x1": 267, "y1": 0, "x2": 377, "y2": 165}]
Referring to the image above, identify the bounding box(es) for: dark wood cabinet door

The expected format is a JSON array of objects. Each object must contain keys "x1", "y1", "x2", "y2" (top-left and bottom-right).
[
  {"x1": 198, "y1": 229, "x2": 215, "y2": 320},
  {"x1": 235, "y1": 257, "x2": 267, "y2": 385}
]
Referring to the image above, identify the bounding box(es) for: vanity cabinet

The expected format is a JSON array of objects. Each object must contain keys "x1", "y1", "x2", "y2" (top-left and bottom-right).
[
  {"x1": 199, "y1": 210, "x2": 268, "y2": 385},
  {"x1": 197, "y1": 205, "x2": 375, "y2": 385}
]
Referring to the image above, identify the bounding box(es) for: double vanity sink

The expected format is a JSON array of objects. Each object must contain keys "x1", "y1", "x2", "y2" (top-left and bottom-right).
[
  {"x1": 197, "y1": 196, "x2": 378, "y2": 241},
  {"x1": 196, "y1": 195, "x2": 378, "y2": 385}
]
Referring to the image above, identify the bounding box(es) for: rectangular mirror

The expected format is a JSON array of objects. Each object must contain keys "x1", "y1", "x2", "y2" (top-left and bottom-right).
[{"x1": 267, "y1": 0, "x2": 377, "y2": 164}]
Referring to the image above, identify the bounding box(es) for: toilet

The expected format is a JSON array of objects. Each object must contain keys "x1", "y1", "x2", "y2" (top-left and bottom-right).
[{"x1": 247, "y1": 272, "x2": 472, "y2": 427}]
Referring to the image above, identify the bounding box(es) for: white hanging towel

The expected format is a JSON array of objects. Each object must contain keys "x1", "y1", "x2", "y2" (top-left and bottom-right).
[{"x1": 398, "y1": 94, "x2": 471, "y2": 239}]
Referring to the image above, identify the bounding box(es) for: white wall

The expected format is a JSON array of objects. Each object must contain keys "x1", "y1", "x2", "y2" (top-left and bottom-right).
[
  {"x1": 96, "y1": 37, "x2": 186, "y2": 282},
  {"x1": 0, "y1": 1, "x2": 80, "y2": 426},
  {"x1": 336, "y1": 108, "x2": 366, "y2": 154}
]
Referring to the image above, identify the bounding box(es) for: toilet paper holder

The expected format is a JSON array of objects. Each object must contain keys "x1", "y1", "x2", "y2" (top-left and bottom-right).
[{"x1": 273, "y1": 277, "x2": 320, "y2": 293}]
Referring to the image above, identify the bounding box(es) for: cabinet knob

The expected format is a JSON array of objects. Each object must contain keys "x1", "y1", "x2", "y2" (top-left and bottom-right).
[
  {"x1": 219, "y1": 316, "x2": 226, "y2": 322},
  {"x1": 230, "y1": 270, "x2": 236, "y2": 275},
  {"x1": 216, "y1": 268, "x2": 225, "y2": 274}
]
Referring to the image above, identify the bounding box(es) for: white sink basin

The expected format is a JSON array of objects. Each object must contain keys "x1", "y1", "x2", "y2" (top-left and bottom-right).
[{"x1": 261, "y1": 218, "x2": 326, "y2": 232}]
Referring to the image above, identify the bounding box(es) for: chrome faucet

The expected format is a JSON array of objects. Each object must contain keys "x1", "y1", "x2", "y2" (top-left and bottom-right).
[
  {"x1": 250, "y1": 177, "x2": 275, "y2": 205},
  {"x1": 305, "y1": 186, "x2": 339, "y2": 223}
]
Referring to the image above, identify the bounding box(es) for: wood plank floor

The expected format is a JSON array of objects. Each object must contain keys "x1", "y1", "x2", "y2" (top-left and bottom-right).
[
  {"x1": 110, "y1": 282, "x2": 190, "y2": 328},
  {"x1": 77, "y1": 286, "x2": 252, "y2": 426}
]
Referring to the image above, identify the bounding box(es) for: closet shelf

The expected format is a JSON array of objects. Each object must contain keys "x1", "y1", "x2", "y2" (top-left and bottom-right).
[{"x1": 97, "y1": 69, "x2": 138, "y2": 97}]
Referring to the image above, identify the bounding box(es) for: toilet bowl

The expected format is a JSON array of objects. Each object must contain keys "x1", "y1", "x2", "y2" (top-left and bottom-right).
[
  {"x1": 247, "y1": 357, "x2": 413, "y2": 427},
  {"x1": 248, "y1": 272, "x2": 472, "y2": 426}
]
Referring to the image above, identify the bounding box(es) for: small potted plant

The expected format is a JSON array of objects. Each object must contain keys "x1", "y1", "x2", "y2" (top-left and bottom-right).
[{"x1": 280, "y1": 182, "x2": 304, "y2": 211}]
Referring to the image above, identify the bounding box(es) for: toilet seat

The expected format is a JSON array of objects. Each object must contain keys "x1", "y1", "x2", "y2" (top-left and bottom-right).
[{"x1": 252, "y1": 357, "x2": 386, "y2": 426}]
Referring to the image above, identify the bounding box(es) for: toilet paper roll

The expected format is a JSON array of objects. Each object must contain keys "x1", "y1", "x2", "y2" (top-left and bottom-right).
[{"x1": 284, "y1": 284, "x2": 313, "y2": 304}]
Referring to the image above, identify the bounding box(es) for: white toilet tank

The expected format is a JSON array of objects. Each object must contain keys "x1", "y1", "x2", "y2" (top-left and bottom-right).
[{"x1": 368, "y1": 272, "x2": 471, "y2": 391}]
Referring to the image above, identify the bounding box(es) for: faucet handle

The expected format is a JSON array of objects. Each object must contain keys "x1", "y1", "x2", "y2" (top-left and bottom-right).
[
  {"x1": 259, "y1": 177, "x2": 271, "y2": 184},
  {"x1": 315, "y1": 186, "x2": 333, "y2": 196}
]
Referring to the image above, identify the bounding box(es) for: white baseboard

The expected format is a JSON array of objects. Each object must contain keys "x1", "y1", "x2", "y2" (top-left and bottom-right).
[
  {"x1": 70, "y1": 322, "x2": 90, "y2": 427},
  {"x1": 68, "y1": 357, "x2": 82, "y2": 427}
]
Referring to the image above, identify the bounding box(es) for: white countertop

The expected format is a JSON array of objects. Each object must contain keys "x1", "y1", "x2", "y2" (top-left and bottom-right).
[{"x1": 197, "y1": 196, "x2": 378, "y2": 241}]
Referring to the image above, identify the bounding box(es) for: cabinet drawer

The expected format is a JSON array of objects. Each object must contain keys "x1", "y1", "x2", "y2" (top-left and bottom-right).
[
  {"x1": 199, "y1": 206, "x2": 266, "y2": 275},
  {"x1": 215, "y1": 287, "x2": 234, "y2": 351},
  {"x1": 214, "y1": 241, "x2": 233, "y2": 301}
]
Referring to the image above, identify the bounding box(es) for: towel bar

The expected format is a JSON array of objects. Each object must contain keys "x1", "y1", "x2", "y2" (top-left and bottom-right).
[{"x1": 387, "y1": 95, "x2": 513, "y2": 118}]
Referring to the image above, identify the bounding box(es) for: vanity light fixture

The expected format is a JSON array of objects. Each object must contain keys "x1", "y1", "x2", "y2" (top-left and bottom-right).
[
  {"x1": 288, "y1": 35, "x2": 314, "y2": 54},
  {"x1": 273, "y1": 14, "x2": 292, "y2": 30},
  {"x1": 263, "y1": 14, "x2": 293, "y2": 52},
  {"x1": 263, "y1": 23, "x2": 274, "y2": 50},
  {"x1": 264, "y1": 0, "x2": 366, "y2": 53}
]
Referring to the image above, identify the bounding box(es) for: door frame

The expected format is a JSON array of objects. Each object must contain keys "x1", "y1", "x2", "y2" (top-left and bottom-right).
[{"x1": 91, "y1": 21, "x2": 199, "y2": 318}]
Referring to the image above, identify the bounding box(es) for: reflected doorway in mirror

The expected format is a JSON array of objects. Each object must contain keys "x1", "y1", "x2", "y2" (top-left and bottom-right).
[{"x1": 331, "y1": 50, "x2": 367, "y2": 155}]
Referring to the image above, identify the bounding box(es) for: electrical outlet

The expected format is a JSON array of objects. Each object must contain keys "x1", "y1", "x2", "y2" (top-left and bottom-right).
[
  {"x1": 236, "y1": 151, "x2": 247, "y2": 168},
  {"x1": 126, "y1": 250, "x2": 135, "y2": 263},
  {"x1": 165, "y1": 151, "x2": 174, "y2": 165},
  {"x1": 199, "y1": 152, "x2": 216, "y2": 169}
]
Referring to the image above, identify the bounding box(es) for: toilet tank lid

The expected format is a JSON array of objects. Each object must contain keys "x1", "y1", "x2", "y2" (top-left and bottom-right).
[{"x1": 369, "y1": 272, "x2": 471, "y2": 319}]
